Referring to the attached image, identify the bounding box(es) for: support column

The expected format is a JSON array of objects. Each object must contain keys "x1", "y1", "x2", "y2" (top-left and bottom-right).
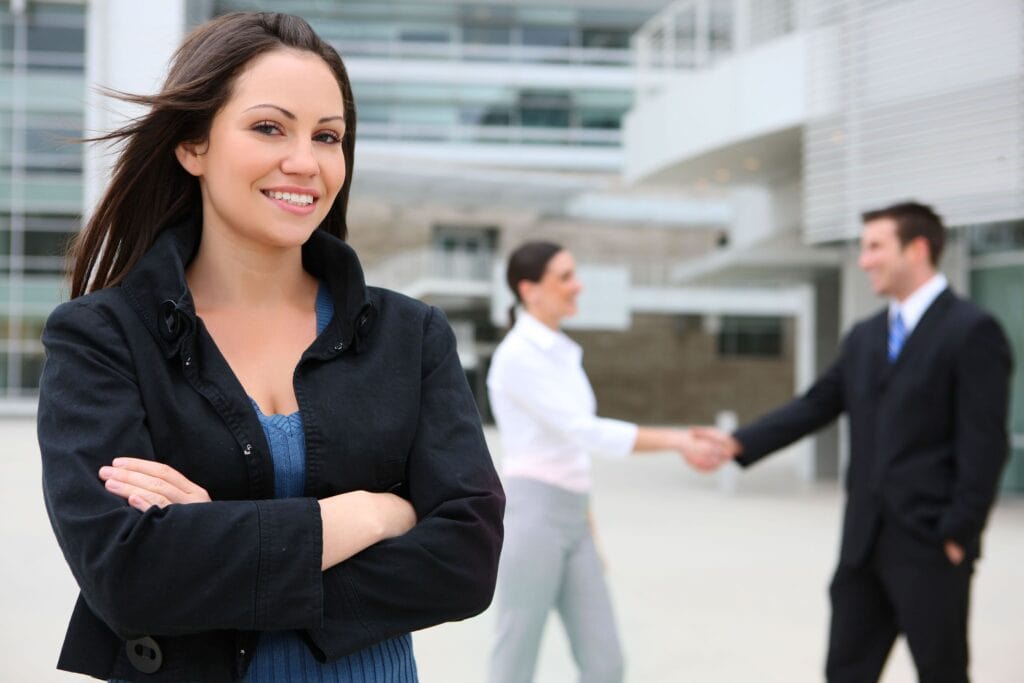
[{"x1": 84, "y1": 0, "x2": 187, "y2": 217}]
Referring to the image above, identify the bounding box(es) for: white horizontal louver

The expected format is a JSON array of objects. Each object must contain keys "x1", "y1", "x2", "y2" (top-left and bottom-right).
[{"x1": 803, "y1": 0, "x2": 1024, "y2": 242}]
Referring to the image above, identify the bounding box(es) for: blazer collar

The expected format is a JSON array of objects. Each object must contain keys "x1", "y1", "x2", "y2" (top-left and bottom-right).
[{"x1": 121, "y1": 218, "x2": 376, "y2": 360}]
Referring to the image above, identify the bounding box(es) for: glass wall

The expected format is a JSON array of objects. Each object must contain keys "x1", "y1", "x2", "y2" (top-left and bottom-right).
[
  {"x1": 216, "y1": 1, "x2": 645, "y2": 64},
  {"x1": 213, "y1": 1, "x2": 656, "y2": 148},
  {"x1": 0, "y1": 1, "x2": 85, "y2": 399},
  {"x1": 355, "y1": 82, "x2": 630, "y2": 147},
  {"x1": 969, "y1": 221, "x2": 1024, "y2": 492}
]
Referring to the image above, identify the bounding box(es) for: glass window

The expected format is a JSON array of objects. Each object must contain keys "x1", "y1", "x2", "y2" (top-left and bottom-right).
[
  {"x1": 0, "y1": 21, "x2": 12, "y2": 56},
  {"x1": 521, "y1": 25, "x2": 573, "y2": 48},
  {"x1": 718, "y1": 316, "x2": 784, "y2": 357},
  {"x1": 356, "y1": 103, "x2": 390, "y2": 124},
  {"x1": 521, "y1": 108, "x2": 569, "y2": 128},
  {"x1": 516, "y1": 8, "x2": 575, "y2": 26},
  {"x1": 20, "y1": 351, "x2": 44, "y2": 390},
  {"x1": 519, "y1": 90, "x2": 570, "y2": 128},
  {"x1": 398, "y1": 25, "x2": 452, "y2": 43},
  {"x1": 463, "y1": 25, "x2": 511, "y2": 46},
  {"x1": 392, "y1": 104, "x2": 457, "y2": 126},
  {"x1": 968, "y1": 221, "x2": 1024, "y2": 255},
  {"x1": 578, "y1": 108, "x2": 621, "y2": 130},
  {"x1": 581, "y1": 28, "x2": 630, "y2": 50},
  {"x1": 19, "y1": 316, "x2": 45, "y2": 343},
  {"x1": 26, "y1": 214, "x2": 79, "y2": 233},
  {"x1": 24, "y1": 229, "x2": 75, "y2": 258},
  {"x1": 27, "y1": 25, "x2": 84, "y2": 54},
  {"x1": 460, "y1": 105, "x2": 511, "y2": 127}
]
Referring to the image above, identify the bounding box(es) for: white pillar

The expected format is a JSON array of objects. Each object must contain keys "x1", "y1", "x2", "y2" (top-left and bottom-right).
[
  {"x1": 84, "y1": 0, "x2": 188, "y2": 217},
  {"x1": 794, "y1": 282, "x2": 817, "y2": 481}
]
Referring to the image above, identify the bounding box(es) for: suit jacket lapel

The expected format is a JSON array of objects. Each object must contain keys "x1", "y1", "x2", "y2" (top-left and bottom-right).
[
  {"x1": 892, "y1": 288, "x2": 954, "y2": 369},
  {"x1": 876, "y1": 288, "x2": 955, "y2": 392},
  {"x1": 873, "y1": 310, "x2": 897, "y2": 393}
]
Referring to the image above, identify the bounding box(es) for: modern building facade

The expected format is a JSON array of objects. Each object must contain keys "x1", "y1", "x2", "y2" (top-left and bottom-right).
[
  {"x1": 0, "y1": 0, "x2": 85, "y2": 409},
  {"x1": 625, "y1": 0, "x2": 1024, "y2": 490},
  {"x1": 4, "y1": 0, "x2": 801, "y2": 437}
]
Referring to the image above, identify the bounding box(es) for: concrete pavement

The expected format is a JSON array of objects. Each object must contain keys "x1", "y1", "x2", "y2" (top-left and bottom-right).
[{"x1": 3, "y1": 418, "x2": 1022, "y2": 681}]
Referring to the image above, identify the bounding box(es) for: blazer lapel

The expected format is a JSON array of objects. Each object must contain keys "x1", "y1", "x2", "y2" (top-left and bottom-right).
[
  {"x1": 891, "y1": 288, "x2": 954, "y2": 368},
  {"x1": 873, "y1": 311, "x2": 897, "y2": 393},
  {"x1": 876, "y1": 288, "x2": 955, "y2": 393}
]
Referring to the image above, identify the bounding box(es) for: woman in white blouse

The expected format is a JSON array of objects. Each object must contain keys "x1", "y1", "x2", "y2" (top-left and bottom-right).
[{"x1": 487, "y1": 241, "x2": 726, "y2": 683}]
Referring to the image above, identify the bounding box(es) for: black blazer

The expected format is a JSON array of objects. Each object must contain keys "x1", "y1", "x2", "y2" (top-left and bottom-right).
[
  {"x1": 734, "y1": 288, "x2": 1012, "y2": 566},
  {"x1": 38, "y1": 220, "x2": 505, "y2": 682}
]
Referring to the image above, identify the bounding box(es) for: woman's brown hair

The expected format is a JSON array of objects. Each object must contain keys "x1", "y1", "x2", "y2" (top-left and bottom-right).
[
  {"x1": 69, "y1": 12, "x2": 357, "y2": 298},
  {"x1": 504, "y1": 240, "x2": 564, "y2": 327}
]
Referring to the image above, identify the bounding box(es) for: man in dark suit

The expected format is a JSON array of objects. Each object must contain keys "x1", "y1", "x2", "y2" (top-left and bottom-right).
[{"x1": 702, "y1": 202, "x2": 1012, "y2": 682}]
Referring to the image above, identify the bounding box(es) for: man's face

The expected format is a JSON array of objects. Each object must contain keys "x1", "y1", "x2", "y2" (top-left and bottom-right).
[{"x1": 857, "y1": 217, "x2": 916, "y2": 299}]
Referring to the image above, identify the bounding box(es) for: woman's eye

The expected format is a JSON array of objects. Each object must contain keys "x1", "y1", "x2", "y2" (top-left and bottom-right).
[
  {"x1": 314, "y1": 131, "x2": 342, "y2": 144},
  {"x1": 252, "y1": 121, "x2": 281, "y2": 135}
]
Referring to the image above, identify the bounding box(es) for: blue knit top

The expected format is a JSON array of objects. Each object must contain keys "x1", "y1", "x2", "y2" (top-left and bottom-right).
[{"x1": 242, "y1": 284, "x2": 417, "y2": 682}]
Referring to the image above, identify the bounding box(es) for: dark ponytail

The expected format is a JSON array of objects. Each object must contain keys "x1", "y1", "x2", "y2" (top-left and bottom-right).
[{"x1": 505, "y1": 241, "x2": 563, "y2": 327}]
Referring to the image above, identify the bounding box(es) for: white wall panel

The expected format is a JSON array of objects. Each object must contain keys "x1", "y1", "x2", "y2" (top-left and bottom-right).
[{"x1": 804, "y1": 0, "x2": 1024, "y2": 242}]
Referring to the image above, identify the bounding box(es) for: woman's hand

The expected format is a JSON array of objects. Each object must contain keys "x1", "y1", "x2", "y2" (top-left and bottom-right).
[
  {"x1": 99, "y1": 457, "x2": 212, "y2": 512},
  {"x1": 320, "y1": 491, "x2": 417, "y2": 570}
]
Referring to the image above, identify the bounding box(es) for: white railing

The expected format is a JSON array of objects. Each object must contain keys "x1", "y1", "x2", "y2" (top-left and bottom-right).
[
  {"x1": 365, "y1": 247, "x2": 495, "y2": 296},
  {"x1": 366, "y1": 246, "x2": 714, "y2": 298},
  {"x1": 634, "y1": 0, "x2": 801, "y2": 89},
  {"x1": 358, "y1": 122, "x2": 621, "y2": 147},
  {"x1": 333, "y1": 39, "x2": 632, "y2": 67}
]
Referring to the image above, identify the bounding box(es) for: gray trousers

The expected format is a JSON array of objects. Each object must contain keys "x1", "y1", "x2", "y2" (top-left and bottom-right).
[{"x1": 489, "y1": 477, "x2": 624, "y2": 683}]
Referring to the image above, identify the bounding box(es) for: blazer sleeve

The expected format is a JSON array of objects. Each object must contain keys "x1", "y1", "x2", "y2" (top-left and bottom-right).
[
  {"x1": 937, "y1": 313, "x2": 1013, "y2": 546},
  {"x1": 307, "y1": 305, "x2": 505, "y2": 660},
  {"x1": 733, "y1": 343, "x2": 848, "y2": 467},
  {"x1": 38, "y1": 299, "x2": 325, "y2": 639}
]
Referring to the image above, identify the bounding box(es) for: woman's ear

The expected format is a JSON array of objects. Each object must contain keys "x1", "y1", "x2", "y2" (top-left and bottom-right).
[
  {"x1": 517, "y1": 280, "x2": 535, "y2": 306},
  {"x1": 174, "y1": 141, "x2": 206, "y2": 177}
]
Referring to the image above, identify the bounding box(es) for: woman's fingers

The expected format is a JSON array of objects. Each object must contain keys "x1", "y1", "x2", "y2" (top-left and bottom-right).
[
  {"x1": 110, "y1": 457, "x2": 209, "y2": 498},
  {"x1": 103, "y1": 477, "x2": 171, "y2": 511},
  {"x1": 98, "y1": 457, "x2": 210, "y2": 506}
]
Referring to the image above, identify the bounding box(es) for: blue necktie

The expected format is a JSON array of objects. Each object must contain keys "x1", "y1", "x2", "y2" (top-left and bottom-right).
[{"x1": 888, "y1": 311, "x2": 906, "y2": 362}]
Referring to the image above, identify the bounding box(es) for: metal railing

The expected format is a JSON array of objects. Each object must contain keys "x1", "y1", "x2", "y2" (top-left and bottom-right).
[
  {"x1": 366, "y1": 246, "x2": 712, "y2": 297},
  {"x1": 365, "y1": 247, "x2": 495, "y2": 295},
  {"x1": 334, "y1": 39, "x2": 632, "y2": 67},
  {"x1": 358, "y1": 121, "x2": 621, "y2": 147},
  {"x1": 634, "y1": 0, "x2": 800, "y2": 82}
]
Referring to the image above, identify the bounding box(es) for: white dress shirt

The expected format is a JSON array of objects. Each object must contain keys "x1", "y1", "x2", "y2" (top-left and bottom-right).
[
  {"x1": 487, "y1": 311, "x2": 638, "y2": 493},
  {"x1": 890, "y1": 272, "x2": 948, "y2": 332}
]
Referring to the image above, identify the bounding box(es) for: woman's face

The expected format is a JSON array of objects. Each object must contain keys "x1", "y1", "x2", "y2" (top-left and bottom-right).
[
  {"x1": 175, "y1": 48, "x2": 347, "y2": 252},
  {"x1": 524, "y1": 250, "x2": 583, "y2": 325}
]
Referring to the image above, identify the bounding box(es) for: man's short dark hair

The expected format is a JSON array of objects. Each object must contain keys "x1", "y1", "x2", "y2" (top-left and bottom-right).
[{"x1": 861, "y1": 201, "x2": 945, "y2": 266}]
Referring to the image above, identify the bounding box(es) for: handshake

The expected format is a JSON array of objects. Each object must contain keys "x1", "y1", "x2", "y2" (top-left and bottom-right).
[{"x1": 674, "y1": 427, "x2": 741, "y2": 472}]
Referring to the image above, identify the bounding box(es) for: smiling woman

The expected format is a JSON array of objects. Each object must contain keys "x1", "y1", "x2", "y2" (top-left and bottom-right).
[{"x1": 37, "y1": 12, "x2": 504, "y2": 683}]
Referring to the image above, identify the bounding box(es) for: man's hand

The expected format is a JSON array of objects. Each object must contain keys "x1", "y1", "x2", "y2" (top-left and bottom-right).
[
  {"x1": 689, "y1": 426, "x2": 743, "y2": 460},
  {"x1": 944, "y1": 539, "x2": 965, "y2": 566},
  {"x1": 677, "y1": 427, "x2": 739, "y2": 472}
]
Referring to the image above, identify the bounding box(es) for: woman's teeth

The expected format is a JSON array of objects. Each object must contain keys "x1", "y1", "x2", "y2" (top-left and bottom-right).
[{"x1": 265, "y1": 190, "x2": 314, "y2": 206}]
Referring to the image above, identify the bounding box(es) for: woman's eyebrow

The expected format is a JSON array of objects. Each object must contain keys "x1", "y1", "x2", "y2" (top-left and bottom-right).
[{"x1": 244, "y1": 103, "x2": 345, "y2": 124}]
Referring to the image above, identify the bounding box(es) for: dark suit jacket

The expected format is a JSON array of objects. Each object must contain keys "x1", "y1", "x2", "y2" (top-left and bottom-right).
[{"x1": 734, "y1": 288, "x2": 1012, "y2": 566}]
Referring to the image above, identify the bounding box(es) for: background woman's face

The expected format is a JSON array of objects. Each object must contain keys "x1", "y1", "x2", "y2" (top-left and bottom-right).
[
  {"x1": 176, "y1": 48, "x2": 347, "y2": 251},
  {"x1": 528, "y1": 250, "x2": 583, "y2": 323}
]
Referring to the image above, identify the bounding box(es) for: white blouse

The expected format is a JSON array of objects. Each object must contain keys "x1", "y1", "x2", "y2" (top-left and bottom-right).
[{"x1": 486, "y1": 311, "x2": 638, "y2": 493}]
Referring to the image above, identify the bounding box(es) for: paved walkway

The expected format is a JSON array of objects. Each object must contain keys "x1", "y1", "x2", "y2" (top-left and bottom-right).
[{"x1": 3, "y1": 419, "x2": 1022, "y2": 681}]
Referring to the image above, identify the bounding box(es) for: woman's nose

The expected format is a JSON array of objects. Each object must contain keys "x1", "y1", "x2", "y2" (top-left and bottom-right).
[{"x1": 281, "y1": 139, "x2": 318, "y2": 176}]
